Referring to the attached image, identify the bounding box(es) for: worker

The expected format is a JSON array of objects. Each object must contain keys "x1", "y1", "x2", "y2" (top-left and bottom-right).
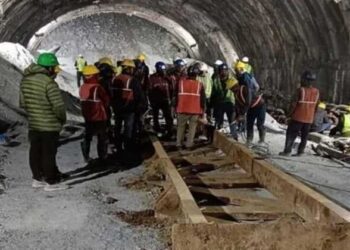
[
  {"x1": 279, "y1": 71, "x2": 320, "y2": 156},
  {"x1": 241, "y1": 56, "x2": 253, "y2": 74},
  {"x1": 212, "y1": 60, "x2": 224, "y2": 80},
  {"x1": 175, "y1": 65, "x2": 206, "y2": 149},
  {"x1": 197, "y1": 63, "x2": 213, "y2": 122},
  {"x1": 79, "y1": 65, "x2": 110, "y2": 163},
  {"x1": 95, "y1": 57, "x2": 115, "y2": 94},
  {"x1": 330, "y1": 106, "x2": 350, "y2": 137},
  {"x1": 110, "y1": 59, "x2": 143, "y2": 165},
  {"x1": 20, "y1": 53, "x2": 68, "y2": 191},
  {"x1": 211, "y1": 63, "x2": 238, "y2": 140},
  {"x1": 170, "y1": 59, "x2": 187, "y2": 87},
  {"x1": 234, "y1": 61, "x2": 266, "y2": 144},
  {"x1": 74, "y1": 54, "x2": 87, "y2": 87},
  {"x1": 310, "y1": 102, "x2": 332, "y2": 133},
  {"x1": 148, "y1": 61, "x2": 173, "y2": 137},
  {"x1": 133, "y1": 53, "x2": 149, "y2": 139}
]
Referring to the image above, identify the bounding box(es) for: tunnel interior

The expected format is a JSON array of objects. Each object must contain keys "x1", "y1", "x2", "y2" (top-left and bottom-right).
[{"x1": 0, "y1": 0, "x2": 350, "y2": 106}]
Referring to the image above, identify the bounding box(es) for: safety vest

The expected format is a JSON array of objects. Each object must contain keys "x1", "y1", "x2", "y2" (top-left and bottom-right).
[
  {"x1": 235, "y1": 85, "x2": 263, "y2": 108},
  {"x1": 292, "y1": 87, "x2": 319, "y2": 124},
  {"x1": 176, "y1": 79, "x2": 202, "y2": 114},
  {"x1": 76, "y1": 58, "x2": 87, "y2": 72},
  {"x1": 110, "y1": 74, "x2": 134, "y2": 103},
  {"x1": 80, "y1": 82, "x2": 108, "y2": 121},
  {"x1": 342, "y1": 114, "x2": 350, "y2": 136},
  {"x1": 197, "y1": 74, "x2": 213, "y2": 99}
]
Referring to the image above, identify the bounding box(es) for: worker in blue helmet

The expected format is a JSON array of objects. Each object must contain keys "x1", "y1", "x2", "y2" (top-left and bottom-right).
[{"x1": 148, "y1": 62, "x2": 174, "y2": 138}]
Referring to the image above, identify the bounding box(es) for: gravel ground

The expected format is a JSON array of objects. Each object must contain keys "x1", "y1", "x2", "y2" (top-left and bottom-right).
[{"x1": 0, "y1": 131, "x2": 168, "y2": 250}]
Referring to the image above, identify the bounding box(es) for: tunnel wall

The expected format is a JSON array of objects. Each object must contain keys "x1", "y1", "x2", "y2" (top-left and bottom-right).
[{"x1": 0, "y1": 0, "x2": 350, "y2": 105}]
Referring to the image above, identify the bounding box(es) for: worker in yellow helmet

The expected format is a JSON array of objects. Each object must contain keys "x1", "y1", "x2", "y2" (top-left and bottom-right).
[
  {"x1": 74, "y1": 54, "x2": 87, "y2": 87},
  {"x1": 330, "y1": 106, "x2": 350, "y2": 137},
  {"x1": 311, "y1": 102, "x2": 332, "y2": 133},
  {"x1": 80, "y1": 65, "x2": 110, "y2": 163}
]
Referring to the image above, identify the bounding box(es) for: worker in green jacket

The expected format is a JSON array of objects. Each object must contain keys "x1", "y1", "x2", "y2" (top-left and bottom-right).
[
  {"x1": 75, "y1": 54, "x2": 87, "y2": 87},
  {"x1": 211, "y1": 63, "x2": 238, "y2": 140},
  {"x1": 197, "y1": 63, "x2": 213, "y2": 122},
  {"x1": 20, "y1": 53, "x2": 68, "y2": 191}
]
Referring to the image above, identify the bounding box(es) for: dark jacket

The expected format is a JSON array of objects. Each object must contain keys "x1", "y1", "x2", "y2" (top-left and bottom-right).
[{"x1": 148, "y1": 73, "x2": 173, "y2": 104}]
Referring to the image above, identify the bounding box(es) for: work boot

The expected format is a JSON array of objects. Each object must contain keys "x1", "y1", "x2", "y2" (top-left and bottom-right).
[
  {"x1": 80, "y1": 141, "x2": 91, "y2": 163},
  {"x1": 279, "y1": 151, "x2": 291, "y2": 157},
  {"x1": 258, "y1": 129, "x2": 266, "y2": 144}
]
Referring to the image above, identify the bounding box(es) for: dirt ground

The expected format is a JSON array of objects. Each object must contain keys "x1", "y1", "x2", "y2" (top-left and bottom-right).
[{"x1": 0, "y1": 127, "x2": 169, "y2": 250}]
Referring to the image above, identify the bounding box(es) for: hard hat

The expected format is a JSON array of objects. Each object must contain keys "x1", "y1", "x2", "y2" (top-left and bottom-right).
[
  {"x1": 137, "y1": 53, "x2": 146, "y2": 62},
  {"x1": 226, "y1": 78, "x2": 238, "y2": 89},
  {"x1": 200, "y1": 63, "x2": 209, "y2": 72},
  {"x1": 218, "y1": 63, "x2": 229, "y2": 71},
  {"x1": 318, "y1": 102, "x2": 326, "y2": 109},
  {"x1": 82, "y1": 65, "x2": 100, "y2": 76},
  {"x1": 155, "y1": 61, "x2": 166, "y2": 71},
  {"x1": 301, "y1": 71, "x2": 316, "y2": 81},
  {"x1": 121, "y1": 59, "x2": 136, "y2": 68},
  {"x1": 98, "y1": 57, "x2": 114, "y2": 67},
  {"x1": 235, "y1": 61, "x2": 246, "y2": 71},
  {"x1": 214, "y1": 60, "x2": 224, "y2": 66},
  {"x1": 174, "y1": 59, "x2": 186, "y2": 67},
  {"x1": 187, "y1": 65, "x2": 201, "y2": 76},
  {"x1": 242, "y1": 57, "x2": 249, "y2": 63},
  {"x1": 79, "y1": 54, "x2": 83, "y2": 58},
  {"x1": 37, "y1": 53, "x2": 60, "y2": 67},
  {"x1": 346, "y1": 106, "x2": 350, "y2": 113}
]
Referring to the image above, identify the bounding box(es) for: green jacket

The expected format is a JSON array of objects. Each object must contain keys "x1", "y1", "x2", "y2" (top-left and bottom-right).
[
  {"x1": 211, "y1": 77, "x2": 235, "y2": 105},
  {"x1": 20, "y1": 64, "x2": 66, "y2": 132}
]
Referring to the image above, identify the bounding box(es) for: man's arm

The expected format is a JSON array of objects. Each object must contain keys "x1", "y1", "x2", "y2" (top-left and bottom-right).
[
  {"x1": 200, "y1": 83, "x2": 206, "y2": 113},
  {"x1": 46, "y1": 82, "x2": 67, "y2": 124}
]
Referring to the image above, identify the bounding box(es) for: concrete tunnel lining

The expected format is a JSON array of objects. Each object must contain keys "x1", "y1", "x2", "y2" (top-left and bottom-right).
[{"x1": 0, "y1": 0, "x2": 350, "y2": 104}]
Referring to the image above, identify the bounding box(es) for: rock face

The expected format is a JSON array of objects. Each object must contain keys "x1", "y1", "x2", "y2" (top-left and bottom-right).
[{"x1": 0, "y1": 0, "x2": 349, "y2": 103}]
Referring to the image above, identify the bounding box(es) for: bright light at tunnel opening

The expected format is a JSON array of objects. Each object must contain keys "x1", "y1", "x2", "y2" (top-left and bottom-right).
[{"x1": 27, "y1": 3, "x2": 200, "y2": 59}]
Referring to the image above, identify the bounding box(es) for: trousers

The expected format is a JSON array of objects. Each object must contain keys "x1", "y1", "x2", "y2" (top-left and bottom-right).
[
  {"x1": 29, "y1": 130, "x2": 60, "y2": 184},
  {"x1": 283, "y1": 120, "x2": 311, "y2": 154},
  {"x1": 176, "y1": 114, "x2": 199, "y2": 148}
]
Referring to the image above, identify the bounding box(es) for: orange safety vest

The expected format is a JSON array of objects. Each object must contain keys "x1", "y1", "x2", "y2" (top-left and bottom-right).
[
  {"x1": 110, "y1": 74, "x2": 134, "y2": 103},
  {"x1": 235, "y1": 85, "x2": 263, "y2": 108},
  {"x1": 176, "y1": 79, "x2": 203, "y2": 114},
  {"x1": 292, "y1": 87, "x2": 319, "y2": 124}
]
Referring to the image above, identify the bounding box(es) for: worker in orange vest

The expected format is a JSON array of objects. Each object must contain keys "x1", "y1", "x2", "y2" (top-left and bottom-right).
[
  {"x1": 279, "y1": 71, "x2": 319, "y2": 156},
  {"x1": 79, "y1": 65, "x2": 110, "y2": 163},
  {"x1": 175, "y1": 65, "x2": 206, "y2": 149}
]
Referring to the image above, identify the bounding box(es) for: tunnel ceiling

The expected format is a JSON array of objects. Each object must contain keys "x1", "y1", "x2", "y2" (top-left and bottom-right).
[{"x1": 1, "y1": 0, "x2": 350, "y2": 104}]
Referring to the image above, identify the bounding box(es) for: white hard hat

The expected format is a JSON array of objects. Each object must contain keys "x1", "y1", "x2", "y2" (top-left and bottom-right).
[
  {"x1": 214, "y1": 60, "x2": 224, "y2": 66},
  {"x1": 200, "y1": 63, "x2": 209, "y2": 72},
  {"x1": 79, "y1": 54, "x2": 83, "y2": 58},
  {"x1": 242, "y1": 57, "x2": 249, "y2": 63}
]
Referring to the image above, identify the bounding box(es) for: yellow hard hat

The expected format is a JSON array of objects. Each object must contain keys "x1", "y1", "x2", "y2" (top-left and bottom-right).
[
  {"x1": 346, "y1": 106, "x2": 350, "y2": 112},
  {"x1": 121, "y1": 59, "x2": 136, "y2": 68},
  {"x1": 82, "y1": 65, "x2": 100, "y2": 76},
  {"x1": 137, "y1": 53, "x2": 146, "y2": 62},
  {"x1": 234, "y1": 61, "x2": 247, "y2": 71},
  {"x1": 226, "y1": 78, "x2": 238, "y2": 89},
  {"x1": 318, "y1": 102, "x2": 326, "y2": 109},
  {"x1": 98, "y1": 57, "x2": 114, "y2": 67}
]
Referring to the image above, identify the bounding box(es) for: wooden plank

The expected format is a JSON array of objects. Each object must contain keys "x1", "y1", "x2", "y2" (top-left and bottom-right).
[
  {"x1": 213, "y1": 131, "x2": 350, "y2": 223},
  {"x1": 184, "y1": 174, "x2": 259, "y2": 188},
  {"x1": 177, "y1": 163, "x2": 216, "y2": 176},
  {"x1": 151, "y1": 136, "x2": 207, "y2": 224},
  {"x1": 201, "y1": 205, "x2": 292, "y2": 216},
  {"x1": 172, "y1": 223, "x2": 350, "y2": 250}
]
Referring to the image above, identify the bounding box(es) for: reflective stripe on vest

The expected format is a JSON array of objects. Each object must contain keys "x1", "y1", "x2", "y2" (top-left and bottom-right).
[
  {"x1": 176, "y1": 79, "x2": 202, "y2": 114},
  {"x1": 239, "y1": 86, "x2": 262, "y2": 108},
  {"x1": 342, "y1": 114, "x2": 350, "y2": 135},
  {"x1": 80, "y1": 86, "x2": 101, "y2": 103},
  {"x1": 298, "y1": 87, "x2": 319, "y2": 104}
]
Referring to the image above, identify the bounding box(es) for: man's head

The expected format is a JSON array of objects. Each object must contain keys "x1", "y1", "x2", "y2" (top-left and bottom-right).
[
  {"x1": 234, "y1": 61, "x2": 246, "y2": 76},
  {"x1": 79, "y1": 54, "x2": 83, "y2": 58},
  {"x1": 218, "y1": 63, "x2": 229, "y2": 80},
  {"x1": 37, "y1": 53, "x2": 61, "y2": 79},
  {"x1": 82, "y1": 65, "x2": 100, "y2": 81},
  {"x1": 137, "y1": 53, "x2": 146, "y2": 63},
  {"x1": 121, "y1": 59, "x2": 136, "y2": 75},
  {"x1": 187, "y1": 65, "x2": 201, "y2": 79},
  {"x1": 301, "y1": 70, "x2": 316, "y2": 87},
  {"x1": 214, "y1": 60, "x2": 223, "y2": 73},
  {"x1": 155, "y1": 61, "x2": 167, "y2": 76},
  {"x1": 174, "y1": 59, "x2": 186, "y2": 74}
]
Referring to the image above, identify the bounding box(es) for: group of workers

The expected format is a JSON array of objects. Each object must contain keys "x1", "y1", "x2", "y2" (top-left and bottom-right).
[{"x1": 19, "y1": 50, "x2": 328, "y2": 191}]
